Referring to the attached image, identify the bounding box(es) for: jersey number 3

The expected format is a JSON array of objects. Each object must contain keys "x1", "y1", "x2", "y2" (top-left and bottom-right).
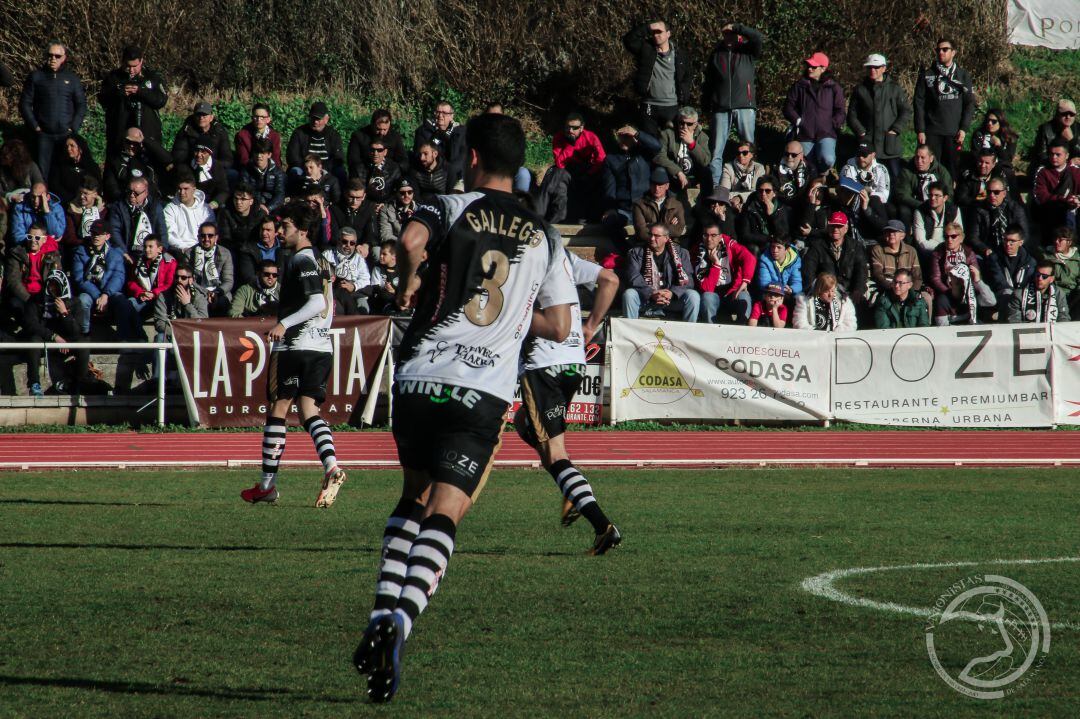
[{"x1": 464, "y1": 249, "x2": 510, "y2": 326}]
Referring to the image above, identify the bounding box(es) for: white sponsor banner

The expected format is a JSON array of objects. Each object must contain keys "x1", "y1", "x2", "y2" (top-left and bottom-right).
[
  {"x1": 609, "y1": 319, "x2": 831, "y2": 422},
  {"x1": 1050, "y1": 322, "x2": 1080, "y2": 423},
  {"x1": 831, "y1": 325, "x2": 1053, "y2": 427},
  {"x1": 1009, "y1": 0, "x2": 1080, "y2": 49}
]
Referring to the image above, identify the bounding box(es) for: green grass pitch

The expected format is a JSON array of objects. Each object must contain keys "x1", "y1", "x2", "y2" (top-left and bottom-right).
[{"x1": 0, "y1": 468, "x2": 1077, "y2": 717}]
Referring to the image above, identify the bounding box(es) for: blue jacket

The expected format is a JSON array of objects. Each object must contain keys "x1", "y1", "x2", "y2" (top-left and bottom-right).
[
  {"x1": 72, "y1": 244, "x2": 126, "y2": 299},
  {"x1": 601, "y1": 132, "x2": 661, "y2": 213},
  {"x1": 754, "y1": 247, "x2": 803, "y2": 296},
  {"x1": 107, "y1": 198, "x2": 169, "y2": 254},
  {"x1": 10, "y1": 192, "x2": 67, "y2": 242},
  {"x1": 20, "y1": 66, "x2": 87, "y2": 134}
]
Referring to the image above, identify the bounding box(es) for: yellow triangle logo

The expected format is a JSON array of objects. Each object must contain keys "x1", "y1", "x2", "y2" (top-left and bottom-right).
[{"x1": 622, "y1": 327, "x2": 701, "y2": 397}]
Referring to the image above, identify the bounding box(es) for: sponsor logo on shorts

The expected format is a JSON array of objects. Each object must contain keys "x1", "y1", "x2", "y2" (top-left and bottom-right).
[
  {"x1": 437, "y1": 448, "x2": 480, "y2": 478},
  {"x1": 545, "y1": 405, "x2": 565, "y2": 420}
]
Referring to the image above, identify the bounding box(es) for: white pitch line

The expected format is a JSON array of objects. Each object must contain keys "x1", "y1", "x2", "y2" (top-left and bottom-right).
[{"x1": 800, "y1": 556, "x2": 1080, "y2": 631}]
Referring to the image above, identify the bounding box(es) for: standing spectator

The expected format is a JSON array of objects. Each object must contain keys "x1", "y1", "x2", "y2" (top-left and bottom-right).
[
  {"x1": 801, "y1": 212, "x2": 867, "y2": 304},
  {"x1": 334, "y1": 179, "x2": 378, "y2": 255},
  {"x1": 792, "y1": 272, "x2": 857, "y2": 331},
  {"x1": 20, "y1": 42, "x2": 87, "y2": 183},
  {"x1": 970, "y1": 178, "x2": 1031, "y2": 257},
  {"x1": 971, "y1": 108, "x2": 1019, "y2": 176},
  {"x1": 1008, "y1": 258, "x2": 1070, "y2": 324},
  {"x1": 286, "y1": 102, "x2": 345, "y2": 184},
  {"x1": 632, "y1": 168, "x2": 686, "y2": 245},
  {"x1": 217, "y1": 184, "x2": 268, "y2": 251},
  {"x1": 537, "y1": 113, "x2": 607, "y2": 223},
  {"x1": 412, "y1": 101, "x2": 466, "y2": 186},
  {"x1": 913, "y1": 37, "x2": 975, "y2": 176},
  {"x1": 172, "y1": 102, "x2": 233, "y2": 171},
  {"x1": 63, "y1": 176, "x2": 106, "y2": 249},
  {"x1": 0, "y1": 139, "x2": 44, "y2": 202},
  {"x1": 10, "y1": 182, "x2": 67, "y2": 241},
  {"x1": 869, "y1": 219, "x2": 923, "y2": 300},
  {"x1": 1031, "y1": 100, "x2": 1080, "y2": 168},
  {"x1": 912, "y1": 181, "x2": 962, "y2": 256},
  {"x1": 378, "y1": 178, "x2": 418, "y2": 243},
  {"x1": 772, "y1": 141, "x2": 818, "y2": 208},
  {"x1": 239, "y1": 138, "x2": 286, "y2": 214},
  {"x1": 622, "y1": 19, "x2": 692, "y2": 137},
  {"x1": 72, "y1": 219, "x2": 126, "y2": 336},
  {"x1": 737, "y1": 175, "x2": 790, "y2": 256},
  {"x1": 846, "y1": 53, "x2": 910, "y2": 180},
  {"x1": 153, "y1": 261, "x2": 208, "y2": 339},
  {"x1": 102, "y1": 127, "x2": 171, "y2": 202},
  {"x1": 748, "y1": 284, "x2": 789, "y2": 328},
  {"x1": 783, "y1": 53, "x2": 845, "y2": 170},
  {"x1": 186, "y1": 222, "x2": 233, "y2": 315},
  {"x1": 703, "y1": 22, "x2": 764, "y2": 181},
  {"x1": 164, "y1": 171, "x2": 215, "y2": 254},
  {"x1": 719, "y1": 140, "x2": 766, "y2": 203},
  {"x1": 98, "y1": 46, "x2": 166, "y2": 160},
  {"x1": 50, "y1": 135, "x2": 100, "y2": 205},
  {"x1": 600, "y1": 125, "x2": 661, "y2": 227},
  {"x1": 840, "y1": 142, "x2": 890, "y2": 205},
  {"x1": 108, "y1": 176, "x2": 169, "y2": 264},
  {"x1": 691, "y1": 220, "x2": 755, "y2": 324},
  {"x1": 873, "y1": 270, "x2": 930, "y2": 328},
  {"x1": 893, "y1": 144, "x2": 953, "y2": 228},
  {"x1": 754, "y1": 236, "x2": 802, "y2": 297},
  {"x1": 408, "y1": 142, "x2": 449, "y2": 198},
  {"x1": 229, "y1": 259, "x2": 280, "y2": 318},
  {"x1": 653, "y1": 106, "x2": 712, "y2": 194},
  {"x1": 928, "y1": 223, "x2": 991, "y2": 325},
  {"x1": 349, "y1": 108, "x2": 408, "y2": 169},
  {"x1": 1031, "y1": 140, "x2": 1080, "y2": 245},
  {"x1": 190, "y1": 142, "x2": 229, "y2": 209},
  {"x1": 234, "y1": 103, "x2": 282, "y2": 169},
  {"x1": 322, "y1": 228, "x2": 371, "y2": 315},
  {"x1": 235, "y1": 217, "x2": 284, "y2": 288},
  {"x1": 1047, "y1": 226, "x2": 1080, "y2": 316},
  {"x1": 302, "y1": 154, "x2": 341, "y2": 205},
  {"x1": 622, "y1": 223, "x2": 700, "y2": 321},
  {"x1": 984, "y1": 225, "x2": 1037, "y2": 319},
  {"x1": 354, "y1": 139, "x2": 402, "y2": 205}
]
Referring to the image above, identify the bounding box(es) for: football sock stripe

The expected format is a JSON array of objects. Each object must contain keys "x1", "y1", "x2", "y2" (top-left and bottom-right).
[
  {"x1": 394, "y1": 513, "x2": 457, "y2": 640},
  {"x1": 371, "y1": 498, "x2": 424, "y2": 621},
  {"x1": 549, "y1": 459, "x2": 609, "y2": 532},
  {"x1": 302, "y1": 416, "x2": 338, "y2": 473},
  {"x1": 260, "y1": 418, "x2": 287, "y2": 490}
]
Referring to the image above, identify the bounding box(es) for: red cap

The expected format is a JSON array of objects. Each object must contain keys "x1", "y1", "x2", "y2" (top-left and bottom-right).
[
  {"x1": 827, "y1": 211, "x2": 848, "y2": 226},
  {"x1": 805, "y1": 52, "x2": 830, "y2": 69}
]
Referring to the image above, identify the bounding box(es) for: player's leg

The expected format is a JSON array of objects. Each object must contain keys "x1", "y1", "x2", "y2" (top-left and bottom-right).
[
  {"x1": 291, "y1": 352, "x2": 347, "y2": 508},
  {"x1": 370, "y1": 469, "x2": 431, "y2": 621},
  {"x1": 537, "y1": 433, "x2": 621, "y2": 556},
  {"x1": 242, "y1": 351, "x2": 293, "y2": 504}
]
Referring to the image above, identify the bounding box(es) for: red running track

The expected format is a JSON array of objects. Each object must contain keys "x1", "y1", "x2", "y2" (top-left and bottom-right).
[{"x1": 1, "y1": 431, "x2": 1079, "y2": 469}]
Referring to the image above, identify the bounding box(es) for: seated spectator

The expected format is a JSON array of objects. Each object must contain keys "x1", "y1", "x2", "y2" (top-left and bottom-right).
[
  {"x1": 928, "y1": 224, "x2": 993, "y2": 325},
  {"x1": 873, "y1": 269, "x2": 930, "y2": 328},
  {"x1": 737, "y1": 175, "x2": 790, "y2": 256},
  {"x1": 0, "y1": 138, "x2": 44, "y2": 203},
  {"x1": 190, "y1": 142, "x2": 228, "y2": 209},
  {"x1": 772, "y1": 141, "x2": 818, "y2": 207},
  {"x1": 719, "y1": 140, "x2": 766, "y2": 203},
  {"x1": 984, "y1": 224, "x2": 1037, "y2": 319},
  {"x1": 235, "y1": 216, "x2": 284, "y2": 288},
  {"x1": 72, "y1": 219, "x2": 125, "y2": 336},
  {"x1": 323, "y1": 228, "x2": 371, "y2": 315},
  {"x1": 378, "y1": 178, "x2": 417, "y2": 243},
  {"x1": 349, "y1": 108, "x2": 408, "y2": 171},
  {"x1": 229, "y1": 259, "x2": 280, "y2": 318},
  {"x1": 792, "y1": 272, "x2": 857, "y2": 331},
  {"x1": 783, "y1": 52, "x2": 845, "y2": 170},
  {"x1": 153, "y1": 260, "x2": 208, "y2": 339},
  {"x1": 10, "y1": 182, "x2": 66, "y2": 242},
  {"x1": 186, "y1": 221, "x2": 233, "y2": 316},
  {"x1": 172, "y1": 102, "x2": 233, "y2": 171},
  {"x1": 632, "y1": 168, "x2": 686, "y2": 245},
  {"x1": 832, "y1": 176, "x2": 888, "y2": 249},
  {"x1": 1009, "y1": 258, "x2": 1070, "y2": 324},
  {"x1": 408, "y1": 141, "x2": 449, "y2": 197},
  {"x1": 239, "y1": 138, "x2": 286, "y2": 215},
  {"x1": 163, "y1": 171, "x2": 215, "y2": 254},
  {"x1": 913, "y1": 181, "x2": 961, "y2": 256},
  {"x1": 840, "y1": 142, "x2": 890, "y2": 205},
  {"x1": 1047, "y1": 226, "x2": 1080, "y2": 317},
  {"x1": 369, "y1": 240, "x2": 401, "y2": 314},
  {"x1": 302, "y1": 181, "x2": 340, "y2": 251},
  {"x1": 50, "y1": 135, "x2": 101, "y2": 205},
  {"x1": 954, "y1": 148, "x2": 1014, "y2": 223},
  {"x1": 103, "y1": 127, "x2": 170, "y2": 202},
  {"x1": 1031, "y1": 140, "x2": 1080, "y2": 246},
  {"x1": 537, "y1": 112, "x2": 606, "y2": 223},
  {"x1": 62, "y1": 176, "x2": 106, "y2": 251},
  {"x1": 970, "y1": 108, "x2": 1018, "y2": 175},
  {"x1": 689, "y1": 186, "x2": 737, "y2": 241},
  {"x1": 217, "y1": 184, "x2": 268, "y2": 251},
  {"x1": 622, "y1": 223, "x2": 700, "y2": 321},
  {"x1": 302, "y1": 153, "x2": 340, "y2": 205},
  {"x1": 334, "y1": 179, "x2": 378, "y2": 255},
  {"x1": 108, "y1": 176, "x2": 168, "y2": 265},
  {"x1": 286, "y1": 102, "x2": 345, "y2": 185},
  {"x1": 793, "y1": 177, "x2": 830, "y2": 249},
  {"x1": 800, "y1": 212, "x2": 867, "y2": 305},
  {"x1": 969, "y1": 177, "x2": 1030, "y2": 257},
  {"x1": 412, "y1": 101, "x2": 466, "y2": 185},
  {"x1": 748, "y1": 283, "x2": 788, "y2": 327},
  {"x1": 355, "y1": 139, "x2": 402, "y2": 205},
  {"x1": 892, "y1": 144, "x2": 953, "y2": 228},
  {"x1": 234, "y1": 103, "x2": 282, "y2": 169},
  {"x1": 691, "y1": 220, "x2": 754, "y2": 324},
  {"x1": 754, "y1": 236, "x2": 802, "y2": 298},
  {"x1": 654, "y1": 106, "x2": 712, "y2": 194},
  {"x1": 869, "y1": 219, "x2": 922, "y2": 303},
  {"x1": 31, "y1": 270, "x2": 98, "y2": 393},
  {"x1": 601, "y1": 125, "x2": 661, "y2": 234},
  {"x1": 1031, "y1": 100, "x2": 1080, "y2": 168}
]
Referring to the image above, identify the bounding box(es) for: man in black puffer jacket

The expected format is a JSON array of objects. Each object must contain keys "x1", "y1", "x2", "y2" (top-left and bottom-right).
[
  {"x1": 622, "y1": 19, "x2": 692, "y2": 138},
  {"x1": 20, "y1": 43, "x2": 88, "y2": 183},
  {"x1": 172, "y1": 102, "x2": 234, "y2": 171},
  {"x1": 913, "y1": 37, "x2": 975, "y2": 177}
]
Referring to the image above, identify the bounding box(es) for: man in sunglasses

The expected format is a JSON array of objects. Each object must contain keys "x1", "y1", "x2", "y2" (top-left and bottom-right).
[
  {"x1": 108, "y1": 176, "x2": 169, "y2": 265},
  {"x1": 229, "y1": 259, "x2": 281, "y2": 318},
  {"x1": 102, "y1": 127, "x2": 171, "y2": 202},
  {"x1": 622, "y1": 19, "x2": 692, "y2": 138},
  {"x1": 1008, "y1": 258, "x2": 1070, "y2": 324},
  {"x1": 1031, "y1": 100, "x2": 1080, "y2": 168},
  {"x1": 185, "y1": 221, "x2": 234, "y2": 316},
  {"x1": 914, "y1": 37, "x2": 975, "y2": 176},
  {"x1": 19, "y1": 43, "x2": 87, "y2": 183},
  {"x1": 984, "y1": 224, "x2": 1037, "y2": 319},
  {"x1": 322, "y1": 227, "x2": 370, "y2": 316},
  {"x1": 378, "y1": 178, "x2": 418, "y2": 243},
  {"x1": 536, "y1": 112, "x2": 606, "y2": 223},
  {"x1": 153, "y1": 260, "x2": 208, "y2": 337},
  {"x1": 9, "y1": 181, "x2": 67, "y2": 242},
  {"x1": 971, "y1": 178, "x2": 1031, "y2": 257}
]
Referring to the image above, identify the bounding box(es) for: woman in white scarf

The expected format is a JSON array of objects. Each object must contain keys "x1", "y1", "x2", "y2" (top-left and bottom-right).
[{"x1": 793, "y1": 272, "x2": 857, "y2": 331}]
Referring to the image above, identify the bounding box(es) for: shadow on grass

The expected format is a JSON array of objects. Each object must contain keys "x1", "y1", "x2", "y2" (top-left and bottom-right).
[
  {"x1": 0, "y1": 674, "x2": 355, "y2": 703},
  {"x1": 0, "y1": 499, "x2": 174, "y2": 507},
  {"x1": 0, "y1": 541, "x2": 579, "y2": 557}
]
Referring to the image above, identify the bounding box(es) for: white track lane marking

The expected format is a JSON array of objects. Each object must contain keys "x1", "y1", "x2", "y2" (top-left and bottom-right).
[{"x1": 800, "y1": 556, "x2": 1080, "y2": 630}]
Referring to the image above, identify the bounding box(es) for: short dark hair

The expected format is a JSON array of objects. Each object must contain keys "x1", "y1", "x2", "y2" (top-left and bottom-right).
[
  {"x1": 1048, "y1": 139, "x2": 1070, "y2": 152},
  {"x1": 278, "y1": 201, "x2": 318, "y2": 237},
  {"x1": 565, "y1": 111, "x2": 584, "y2": 126},
  {"x1": 303, "y1": 153, "x2": 323, "y2": 167},
  {"x1": 174, "y1": 168, "x2": 196, "y2": 186},
  {"x1": 371, "y1": 108, "x2": 392, "y2": 123},
  {"x1": 347, "y1": 178, "x2": 366, "y2": 192},
  {"x1": 29, "y1": 221, "x2": 48, "y2": 234},
  {"x1": 1054, "y1": 226, "x2": 1074, "y2": 242},
  {"x1": 465, "y1": 113, "x2": 526, "y2": 178},
  {"x1": 143, "y1": 233, "x2": 162, "y2": 248},
  {"x1": 233, "y1": 182, "x2": 254, "y2": 197},
  {"x1": 174, "y1": 260, "x2": 194, "y2": 274},
  {"x1": 198, "y1": 221, "x2": 218, "y2": 234},
  {"x1": 1036, "y1": 257, "x2": 1055, "y2": 272},
  {"x1": 251, "y1": 138, "x2": 273, "y2": 155},
  {"x1": 916, "y1": 143, "x2": 933, "y2": 155},
  {"x1": 936, "y1": 36, "x2": 956, "y2": 49},
  {"x1": 927, "y1": 181, "x2": 948, "y2": 196},
  {"x1": 252, "y1": 102, "x2": 271, "y2": 116},
  {"x1": 1004, "y1": 223, "x2": 1025, "y2": 239},
  {"x1": 894, "y1": 268, "x2": 912, "y2": 282},
  {"x1": 699, "y1": 220, "x2": 723, "y2": 235},
  {"x1": 80, "y1": 175, "x2": 100, "y2": 192},
  {"x1": 757, "y1": 175, "x2": 778, "y2": 190},
  {"x1": 379, "y1": 239, "x2": 397, "y2": 251},
  {"x1": 416, "y1": 140, "x2": 438, "y2": 154},
  {"x1": 259, "y1": 259, "x2": 278, "y2": 271}
]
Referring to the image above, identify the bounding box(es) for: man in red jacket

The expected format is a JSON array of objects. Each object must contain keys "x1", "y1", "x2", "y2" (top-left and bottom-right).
[
  {"x1": 117, "y1": 234, "x2": 176, "y2": 339},
  {"x1": 1031, "y1": 140, "x2": 1080, "y2": 245},
  {"x1": 536, "y1": 112, "x2": 607, "y2": 223},
  {"x1": 691, "y1": 219, "x2": 756, "y2": 324}
]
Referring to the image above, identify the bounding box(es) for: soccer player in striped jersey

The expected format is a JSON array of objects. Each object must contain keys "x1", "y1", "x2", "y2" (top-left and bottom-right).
[
  {"x1": 239, "y1": 202, "x2": 347, "y2": 508},
  {"x1": 353, "y1": 112, "x2": 577, "y2": 703}
]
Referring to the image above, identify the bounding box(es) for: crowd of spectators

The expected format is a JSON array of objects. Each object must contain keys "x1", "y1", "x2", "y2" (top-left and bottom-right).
[{"x1": 0, "y1": 27, "x2": 1078, "y2": 396}]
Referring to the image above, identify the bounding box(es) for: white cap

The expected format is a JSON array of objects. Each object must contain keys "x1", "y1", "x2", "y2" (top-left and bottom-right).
[{"x1": 864, "y1": 53, "x2": 887, "y2": 67}]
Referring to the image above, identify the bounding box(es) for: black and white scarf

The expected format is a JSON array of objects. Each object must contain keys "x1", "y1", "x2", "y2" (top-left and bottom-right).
[
  {"x1": 78, "y1": 205, "x2": 101, "y2": 238},
  {"x1": 85, "y1": 244, "x2": 108, "y2": 284},
  {"x1": 129, "y1": 202, "x2": 152, "y2": 251},
  {"x1": 777, "y1": 162, "x2": 809, "y2": 200},
  {"x1": 256, "y1": 282, "x2": 280, "y2": 308},
  {"x1": 43, "y1": 270, "x2": 72, "y2": 320},
  {"x1": 694, "y1": 239, "x2": 732, "y2": 286},
  {"x1": 644, "y1": 243, "x2": 690, "y2": 290},
  {"x1": 135, "y1": 256, "x2": 161, "y2": 291},
  {"x1": 932, "y1": 62, "x2": 962, "y2": 97},
  {"x1": 730, "y1": 162, "x2": 756, "y2": 192},
  {"x1": 331, "y1": 250, "x2": 366, "y2": 283},
  {"x1": 987, "y1": 204, "x2": 1009, "y2": 250},
  {"x1": 949, "y1": 262, "x2": 978, "y2": 324},
  {"x1": 813, "y1": 296, "x2": 841, "y2": 332},
  {"x1": 193, "y1": 157, "x2": 214, "y2": 185},
  {"x1": 193, "y1": 245, "x2": 220, "y2": 288},
  {"x1": 1020, "y1": 282, "x2": 1060, "y2": 324}
]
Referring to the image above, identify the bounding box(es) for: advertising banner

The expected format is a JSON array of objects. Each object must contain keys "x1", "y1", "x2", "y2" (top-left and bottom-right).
[
  {"x1": 505, "y1": 363, "x2": 605, "y2": 425},
  {"x1": 830, "y1": 324, "x2": 1054, "y2": 427},
  {"x1": 1050, "y1": 322, "x2": 1080, "y2": 424},
  {"x1": 1009, "y1": 0, "x2": 1080, "y2": 49},
  {"x1": 609, "y1": 319, "x2": 831, "y2": 422},
  {"x1": 171, "y1": 316, "x2": 392, "y2": 427}
]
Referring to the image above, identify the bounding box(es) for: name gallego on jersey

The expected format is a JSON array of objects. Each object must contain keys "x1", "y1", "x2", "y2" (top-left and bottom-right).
[{"x1": 464, "y1": 209, "x2": 544, "y2": 244}]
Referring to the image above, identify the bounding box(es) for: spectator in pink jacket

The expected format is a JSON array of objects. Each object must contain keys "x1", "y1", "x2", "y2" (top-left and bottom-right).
[
  {"x1": 691, "y1": 219, "x2": 756, "y2": 323},
  {"x1": 536, "y1": 112, "x2": 607, "y2": 223}
]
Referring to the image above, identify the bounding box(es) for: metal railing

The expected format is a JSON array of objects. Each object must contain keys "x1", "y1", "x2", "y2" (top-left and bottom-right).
[{"x1": 0, "y1": 342, "x2": 172, "y2": 426}]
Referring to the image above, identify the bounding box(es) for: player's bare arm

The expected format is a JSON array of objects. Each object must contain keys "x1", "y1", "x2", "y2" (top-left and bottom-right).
[
  {"x1": 529, "y1": 302, "x2": 573, "y2": 342},
  {"x1": 395, "y1": 221, "x2": 430, "y2": 311},
  {"x1": 581, "y1": 268, "x2": 619, "y2": 343}
]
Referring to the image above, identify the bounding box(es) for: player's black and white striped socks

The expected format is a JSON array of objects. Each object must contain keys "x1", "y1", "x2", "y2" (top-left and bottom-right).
[
  {"x1": 549, "y1": 459, "x2": 610, "y2": 533},
  {"x1": 371, "y1": 498, "x2": 425, "y2": 622},
  {"x1": 260, "y1": 417, "x2": 287, "y2": 489},
  {"x1": 394, "y1": 513, "x2": 456, "y2": 640},
  {"x1": 302, "y1": 416, "x2": 338, "y2": 473}
]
